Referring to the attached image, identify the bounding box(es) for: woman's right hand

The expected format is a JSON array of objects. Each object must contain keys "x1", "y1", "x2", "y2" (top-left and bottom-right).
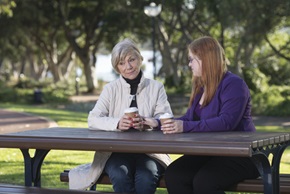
[
  {"x1": 161, "y1": 119, "x2": 183, "y2": 134},
  {"x1": 143, "y1": 117, "x2": 158, "y2": 128},
  {"x1": 117, "y1": 115, "x2": 132, "y2": 131}
]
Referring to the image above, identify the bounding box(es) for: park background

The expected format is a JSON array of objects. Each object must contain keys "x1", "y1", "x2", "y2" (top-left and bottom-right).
[{"x1": 0, "y1": 0, "x2": 290, "y2": 193}]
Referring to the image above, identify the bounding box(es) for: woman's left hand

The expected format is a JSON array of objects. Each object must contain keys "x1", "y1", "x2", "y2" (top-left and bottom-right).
[
  {"x1": 161, "y1": 120, "x2": 183, "y2": 134},
  {"x1": 132, "y1": 113, "x2": 145, "y2": 130}
]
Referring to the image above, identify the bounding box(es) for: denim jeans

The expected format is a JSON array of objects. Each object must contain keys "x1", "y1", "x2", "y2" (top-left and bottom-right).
[{"x1": 104, "y1": 153, "x2": 165, "y2": 194}]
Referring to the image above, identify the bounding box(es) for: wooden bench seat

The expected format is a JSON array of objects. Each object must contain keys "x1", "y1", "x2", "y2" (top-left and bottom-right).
[
  {"x1": 227, "y1": 174, "x2": 290, "y2": 194},
  {"x1": 0, "y1": 183, "x2": 116, "y2": 194},
  {"x1": 60, "y1": 170, "x2": 290, "y2": 194}
]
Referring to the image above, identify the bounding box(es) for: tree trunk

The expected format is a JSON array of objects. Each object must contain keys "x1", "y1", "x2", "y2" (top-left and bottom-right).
[
  {"x1": 77, "y1": 50, "x2": 97, "y2": 93},
  {"x1": 157, "y1": 24, "x2": 181, "y2": 87}
]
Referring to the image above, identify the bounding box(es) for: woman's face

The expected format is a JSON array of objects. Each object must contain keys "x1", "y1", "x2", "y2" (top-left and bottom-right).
[
  {"x1": 188, "y1": 51, "x2": 202, "y2": 77},
  {"x1": 117, "y1": 54, "x2": 141, "y2": 80}
]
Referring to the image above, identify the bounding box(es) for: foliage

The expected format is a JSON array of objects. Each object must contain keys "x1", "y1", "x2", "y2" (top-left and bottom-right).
[
  {"x1": 156, "y1": 0, "x2": 290, "y2": 91},
  {"x1": 251, "y1": 85, "x2": 290, "y2": 116},
  {"x1": 41, "y1": 87, "x2": 72, "y2": 104},
  {"x1": 0, "y1": 0, "x2": 16, "y2": 16},
  {"x1": 253, "y1": 27, "x2": 290, "y2": 86},
  {"x1": 242, "y1": 66, "x2": 290, "y2": 116},
  {"x1": 164, "y1": 70, "x2": 191, "y2": 94},
  {"x1": 0, "y1": 80, "x2": 34, "y2": 103},
  {"x1": 242, "y1": 67, "x2": 269, "y2": 93},
  {"x1": 0, "y1": 0, "x2": 289, "y2": 93},
  {"x1": 0, "y1": 79, "x2": 74, "y2": 104}
]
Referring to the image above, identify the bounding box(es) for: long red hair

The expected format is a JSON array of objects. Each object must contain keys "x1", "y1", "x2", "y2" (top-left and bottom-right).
[{"x1": 188, "y1": 36, "x2": 227, "y2": 107}]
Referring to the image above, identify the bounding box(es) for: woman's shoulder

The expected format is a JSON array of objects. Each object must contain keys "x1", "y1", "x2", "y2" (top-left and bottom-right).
[
  {"x1": 142, "y1": 77, "x2": 164, "y2": 87},
  {"x1": 221, "y1": 71, "x2": 249, "y2": 91},
  {"x1": 105, "y1": 76, "x2": 128, "y2": 86},
  {"x1": 223, "y1": 71, "x2": 245, "y2": 84},
  {"x1": 101, "y1": 77, "x2": 125, "y2": 92}
]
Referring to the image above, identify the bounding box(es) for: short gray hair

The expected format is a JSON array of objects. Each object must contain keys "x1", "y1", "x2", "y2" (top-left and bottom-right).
[{"x1": 111, "y1": 38, "x2": 143, "y2": 73}]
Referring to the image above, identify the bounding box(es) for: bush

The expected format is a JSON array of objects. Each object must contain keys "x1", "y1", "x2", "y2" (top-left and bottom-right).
[
  {"x1": 243, "y1": 67, "x2": 269, "y2": 92},
  {"x1": 242, "y1": 67, "x2": 290, "y2": 116},
  {"x1": 0, "y1": 80, "x2": 74, "y2": 104},
  {"x1": 41, "y1": 87, "x2": 72, "y2": 104},
  {"x1": 251, "y1": 85, "x2": 290, "y2": 116}
]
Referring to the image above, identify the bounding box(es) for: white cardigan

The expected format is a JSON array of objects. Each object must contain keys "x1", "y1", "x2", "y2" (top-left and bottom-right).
[{"x1": 69, "y1": 74, "x2": 173, "y2": 190}]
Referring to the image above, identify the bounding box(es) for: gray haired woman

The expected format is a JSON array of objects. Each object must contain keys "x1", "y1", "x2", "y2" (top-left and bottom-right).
[{"x1": 69, "y1": 38, "x2": 172, "y2": 194}]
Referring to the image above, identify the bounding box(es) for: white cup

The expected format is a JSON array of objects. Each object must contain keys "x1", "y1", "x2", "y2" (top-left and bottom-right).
[
  {"x1": 124, "y1": 107, "x2": 138, "y2": 118},
  {"x1": 159, "y1": 113, "x2": 174, "y2": 126}
]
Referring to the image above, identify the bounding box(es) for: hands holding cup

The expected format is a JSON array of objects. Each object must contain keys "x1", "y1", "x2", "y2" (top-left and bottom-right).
[
  {"x1": 118, "y1": 107, "x2": 144, "y2": 131},
  {"x1": 160, "y1": 113, "x2": 183, "y2": 134},
  {"x1": 118, "y1": 109, "x2": 181, "y2": 133}
]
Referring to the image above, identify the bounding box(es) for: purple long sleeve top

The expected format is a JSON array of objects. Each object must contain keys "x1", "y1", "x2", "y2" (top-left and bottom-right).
[{"x1": 178, "y1": 72, "x2": 256, "y2": 132}]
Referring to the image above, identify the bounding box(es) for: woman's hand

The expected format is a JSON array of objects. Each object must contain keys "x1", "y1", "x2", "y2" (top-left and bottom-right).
[
  {"x1": 143, "y1": 117, "x2": 158, "y2": 128},
  {"x1": 131, "y1": 113, "x2": 145, "y2": 131},
  {"x1": 118, "y1": 113, "x2": 144, "y2": 131},
  {"x1": 117, "y1": 115, "x2": 132, "y2": 131},
  {"x1": 161, "y1": 119, "x2": 183, "y2": 134}
]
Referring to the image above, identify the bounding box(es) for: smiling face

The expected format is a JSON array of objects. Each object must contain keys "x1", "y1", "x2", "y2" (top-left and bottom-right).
[
  {"x1": 188, "y1": 50, "x2": 202, "y2": 77},
  {"x1": 117, "y1": 54, "x2": 141, "y2": 80}
]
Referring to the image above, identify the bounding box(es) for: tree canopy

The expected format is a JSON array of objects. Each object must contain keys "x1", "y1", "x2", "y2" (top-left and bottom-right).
[{"x1": 0, "y1": 0, "x2": 289, "y2": 93}]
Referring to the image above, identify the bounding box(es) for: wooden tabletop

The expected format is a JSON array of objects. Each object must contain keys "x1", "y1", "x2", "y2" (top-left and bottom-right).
[{"x1": 0, "y1": 127, "x2": 289, "y2": 157}]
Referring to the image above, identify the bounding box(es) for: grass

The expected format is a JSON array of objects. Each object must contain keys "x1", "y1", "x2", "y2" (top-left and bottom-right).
[{"x1": 0, "y1": 103, "x2": 290, "y2": 194}]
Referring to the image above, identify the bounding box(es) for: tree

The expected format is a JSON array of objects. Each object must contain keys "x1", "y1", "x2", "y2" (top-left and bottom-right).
[
  {"x1": 154, "y1": 0, "x2": 290, "y2": 88},
  {"x1": 1, "y1": 0, "x2": 289, "y2": 93},
  {"x1": 57, "y1": 0, "x2": 152, "y2": 93},
  {"x1": 0, "y1": 0, "x2": 74, "y2": 83},
  {"x1": 14, "y1": 0, "x2": 73, "y2": 82}
]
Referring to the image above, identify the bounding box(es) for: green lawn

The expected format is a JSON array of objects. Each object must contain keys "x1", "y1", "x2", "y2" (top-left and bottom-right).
[{"x1": 0, "y1": 103, "x2": 289, "y2": 194}]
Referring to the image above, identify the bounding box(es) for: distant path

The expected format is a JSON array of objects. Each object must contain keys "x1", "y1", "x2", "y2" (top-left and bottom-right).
[{"x1": 0, "y1": 109, "x2": 57, "y2": 134}]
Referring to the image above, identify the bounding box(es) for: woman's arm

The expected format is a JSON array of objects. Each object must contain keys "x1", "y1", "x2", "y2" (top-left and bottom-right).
[
  {"x1": 88, "y1": 85, "x2": 120, "y2": 131},
  {"x1": 183, "y1": 78, "x2": 250, "y2": 132}
]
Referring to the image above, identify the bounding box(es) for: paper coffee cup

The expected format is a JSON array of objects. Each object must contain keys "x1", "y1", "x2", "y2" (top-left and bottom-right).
[
  {"x1": 124, "y1": 107, "x2": 138, "y2": 118},
  {"x1": 159, "y1": 113, "x2": 174, "y2": 126}
]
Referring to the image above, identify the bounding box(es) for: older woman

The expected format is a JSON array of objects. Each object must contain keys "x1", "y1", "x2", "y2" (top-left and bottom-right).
[{"x1": 69, "y1": 38, "x2": 172, "y2": 194}]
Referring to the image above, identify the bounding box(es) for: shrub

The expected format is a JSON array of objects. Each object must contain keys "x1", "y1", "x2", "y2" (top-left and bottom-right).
[
  {"x1": 251, "y1": 85, "x2": 290, "y2": 116},
  {"x1": 243, "y1": 67, "x2": 269, "y2": 93},
  {"x1": 0, "y1": 80, "x2": 74, "y2": 104}
]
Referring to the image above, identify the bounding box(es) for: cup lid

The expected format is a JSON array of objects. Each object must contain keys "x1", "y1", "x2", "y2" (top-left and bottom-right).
[
  {"x1": 124, "y1": 107, "x2": 138, "y2": 113},
  {"x1": 159, "y1": 113, "x2": 174, "y2": 119}
]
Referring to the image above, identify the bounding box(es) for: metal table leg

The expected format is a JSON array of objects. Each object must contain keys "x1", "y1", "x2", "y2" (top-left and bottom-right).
[
  {"x1": 251, "y1": 153, "x2": 273, "y2": 194},
  {"x1": 252, "y1": 142, "x2": 290, "y2": 194},
  {"x1": 20, "y1": 149, "x2": 50, "y2": 187},
  {"x1": 270, "y1": 143, "x2": 289, "y2": 194}
]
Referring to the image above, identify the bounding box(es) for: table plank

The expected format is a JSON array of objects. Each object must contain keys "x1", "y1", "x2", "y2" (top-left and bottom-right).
[{"x1": 0, "y1": 127, "x2": 289, "y2": 157}]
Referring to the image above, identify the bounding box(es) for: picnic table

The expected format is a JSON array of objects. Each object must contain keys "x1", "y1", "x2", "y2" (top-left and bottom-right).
[{"x1": 0, "y1": 127, "x2": 289, "y2": 194}]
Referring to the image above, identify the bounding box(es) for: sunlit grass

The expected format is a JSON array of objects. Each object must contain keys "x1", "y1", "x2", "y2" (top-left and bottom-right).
[
  {"x1": 0, "y1": 103, "x2": 289, "y2": 194},
  {"x1": 256, "y1": 125, "x2": 290, "y2": 132}
]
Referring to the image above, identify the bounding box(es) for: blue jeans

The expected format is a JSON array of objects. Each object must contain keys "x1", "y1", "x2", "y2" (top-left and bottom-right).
[{"x1": 104, "y1": 153, "x2": 165, "y2": 194}]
